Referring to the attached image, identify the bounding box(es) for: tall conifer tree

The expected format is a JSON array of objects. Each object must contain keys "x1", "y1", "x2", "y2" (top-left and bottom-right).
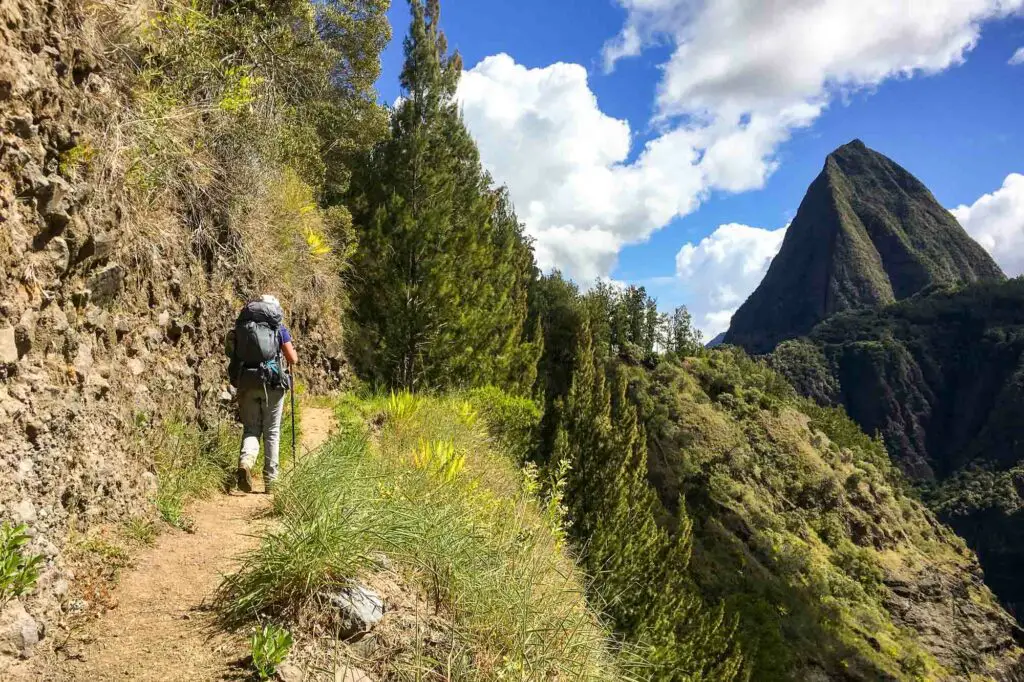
[
  {"x1": 555, "y1": 319, "x2": 746, "y2": 680},
  {"x1": 347, "y1": 0, "x2": 538, "y2": 391}
]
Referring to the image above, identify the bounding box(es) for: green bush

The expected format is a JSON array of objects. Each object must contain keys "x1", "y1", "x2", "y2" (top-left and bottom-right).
[{"x1": 465, "y1": 386, "x2": 542, "y2": 462}]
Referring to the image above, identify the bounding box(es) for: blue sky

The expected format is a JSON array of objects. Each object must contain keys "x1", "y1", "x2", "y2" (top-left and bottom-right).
[{"x1": 376, "y1": 1, "x2": 1024, "y2": 337}]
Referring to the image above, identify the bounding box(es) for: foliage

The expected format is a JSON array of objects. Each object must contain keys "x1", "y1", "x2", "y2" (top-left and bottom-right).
[
  {"x1": 552, "y1": 323, "x2": 747, "y2": 681},
  {"x1": 788, "y1": 277, "x2": 1024, "y2": 614},
  {"x1": 148, "y1": 418, "x2": 237, "y2": 529},
  {"x1": 629, "y1": 351, "x2": 985, "y2": 680},
  {"x1": 219, "y1": 392, "x2": 638, "y2": 679},
  {"x1": 769, "y1": 339, "x2": 839, "y2": 405},
  {"x1": 251, "y1": 623, "x2": 293, "y2": 680},
  {"x1": 0, "y1": 523, "x2": 43, "y2": 604},
  {"x1": 465, "y1": 385, "x2": 542, "y2": 462},
  {"x1": 346, "y1": 0, "x2": 540, "y2": 393}
]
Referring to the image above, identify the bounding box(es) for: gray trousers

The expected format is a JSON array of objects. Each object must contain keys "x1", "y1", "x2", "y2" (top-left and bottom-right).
[{"x1": 238, "y1": 386, "x2": 285, "y2": 483}]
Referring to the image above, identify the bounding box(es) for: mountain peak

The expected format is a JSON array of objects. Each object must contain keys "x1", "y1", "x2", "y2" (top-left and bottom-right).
[{"x1": 723, "y1": 142, "x2": 1004, "y2": 354}]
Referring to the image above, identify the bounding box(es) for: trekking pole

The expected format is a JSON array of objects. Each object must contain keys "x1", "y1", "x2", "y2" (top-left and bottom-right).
[{"x1": 290, "y1": 367, "x2": 297, "y2": 462}]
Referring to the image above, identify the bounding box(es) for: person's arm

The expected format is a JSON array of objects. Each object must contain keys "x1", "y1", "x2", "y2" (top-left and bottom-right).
[{"x1": 282, "y1": 341, "x2": 298, "y2": 366}]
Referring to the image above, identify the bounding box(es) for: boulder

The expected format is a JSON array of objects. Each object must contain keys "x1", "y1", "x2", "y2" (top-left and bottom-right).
[
  {"x1": 0, "y1": 602, "x2": 40, "y2": 658},
  {"x1": 0, "y1": 326, "x2": 17, "y2": 364},
  {"x1": 325, "y1": 584, "x2": 384, "y2": 640},
  {"x1": 87, "y1": 263, "x2": 124, "y2": 307}
]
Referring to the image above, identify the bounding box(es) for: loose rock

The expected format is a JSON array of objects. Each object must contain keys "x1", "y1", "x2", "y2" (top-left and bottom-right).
[
  {"x1": 0, "y1": 602, "x2": 40, "y2": 658},
  {"x1": 325, "y1": 584, "x2": 385, "y2": 640},
  {"x1": 0, "y1": 326, "x2": 17, "y2": 364}
]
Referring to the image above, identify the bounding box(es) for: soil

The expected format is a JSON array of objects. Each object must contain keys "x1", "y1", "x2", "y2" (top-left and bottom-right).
[{"x1": 22, "y1": 405, "x2": 337, "y2": 681}]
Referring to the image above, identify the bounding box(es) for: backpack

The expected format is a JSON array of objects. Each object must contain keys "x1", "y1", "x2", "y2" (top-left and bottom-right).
[{"x1": 226, "y1": 300, "x2": 290, "y2": 390}]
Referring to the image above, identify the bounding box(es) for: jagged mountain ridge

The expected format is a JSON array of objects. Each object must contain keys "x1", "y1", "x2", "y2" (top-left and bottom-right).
[{"x1": 724, "y1": 139, "x2": 1004, "y2": 354}]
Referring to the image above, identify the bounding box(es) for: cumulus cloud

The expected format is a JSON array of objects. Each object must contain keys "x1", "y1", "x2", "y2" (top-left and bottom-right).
[
  {"x1": 456, "y1": 1, "x2": 1022, "y2": 281},
  {"x1": 674, "y1": 223, "x2": 787, "y2": 337},
  {"x1": 457, "y1": 55, "x2": 809, "y2": 280},
  {"x1": 952, "y1": 174, "x2": 1024, "y2": 276},
  {"x1": 1011, "y1": 47, "x2": 1024, "y2": 64}
]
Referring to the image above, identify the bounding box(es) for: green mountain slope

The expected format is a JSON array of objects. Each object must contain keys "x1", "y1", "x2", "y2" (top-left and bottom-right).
[
  {"x1": 724, "y1": 140, "x2": 1004, "y2": 354},
  {"x1": 623, "y1": 349, "x2": 1024, "y2": 680},
  {"x1": 772, "y1": 279, "x2": 1024, "y2": 620}
]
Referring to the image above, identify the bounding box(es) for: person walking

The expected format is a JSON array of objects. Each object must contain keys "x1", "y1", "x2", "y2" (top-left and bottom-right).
[{"x1": 226, "y1": 294, "x2": 298, "y2": 494}]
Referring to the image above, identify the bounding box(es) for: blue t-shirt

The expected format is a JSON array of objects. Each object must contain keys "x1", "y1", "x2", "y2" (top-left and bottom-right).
[{"x1": 278, "y1": 325, "x2": 292, "y2": 345}]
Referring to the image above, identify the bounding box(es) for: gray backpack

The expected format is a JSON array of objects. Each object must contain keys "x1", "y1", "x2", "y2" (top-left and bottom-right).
[{"x1": 227, "y1": 301, "x2": 288, "y2": 389}]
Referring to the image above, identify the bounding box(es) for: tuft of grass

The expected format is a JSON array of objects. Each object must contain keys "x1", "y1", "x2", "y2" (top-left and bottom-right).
[
  {"x1": 123, "y1": 518, "x2": 159, "y2": 546},
  {"x1": 219, "y1": 392, "x2": 638, "y2": 680},
  {"x1": 0, "y1": 523, "x2": 43, "y2": 604},
  {"x1": 149, "y1": 418, "x2": 237, "y2": 529}
]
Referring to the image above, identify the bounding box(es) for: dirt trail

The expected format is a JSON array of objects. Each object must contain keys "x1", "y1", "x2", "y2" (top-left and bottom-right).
[{"x1": 32, "y1": 405, "x2": 337, "y2": 681}]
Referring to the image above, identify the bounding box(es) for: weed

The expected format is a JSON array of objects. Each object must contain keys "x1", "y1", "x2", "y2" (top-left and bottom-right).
[
  {"x1": 0, "y1": 523, "x2": 43, "y2": 604},
  {"x1": 123, "y1": 518, "x2": 159, "y2": 546},
  {"x1": 383, "y1": 390, "x2": 419, "y2": 422},
  {"x1": 58, "y1": 142, "x2": 95, "y2": 178},
  {"x1": 251, "y1": 623, "x2": 293, "y2": 680}
]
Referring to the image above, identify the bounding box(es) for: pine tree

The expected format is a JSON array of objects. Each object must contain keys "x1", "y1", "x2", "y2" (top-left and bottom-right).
[
  {"x1": 554, "y1": 319, "x2": 747, "y2": 681},
  {"x1": 346, "y1": 0, "x2": 536, "y2": 391}
]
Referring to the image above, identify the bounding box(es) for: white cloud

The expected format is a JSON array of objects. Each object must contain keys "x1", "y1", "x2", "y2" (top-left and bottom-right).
[
  {"x1": 674, "y1": 223, "x2": 787, "y2": 337},
  {"x1": 456, "y1": 1, "x2": 1022, "y2": 281},
  {"x1": 952, "y1": 174, "x2": 1024, "y2": 276},
  {"x1": 607, "y1": 0, "x2": 1023, "y2": 119},
  {"x1": 1010, "y1": 47, "x2": 1024, "y2": 64},
  {"x1": 457, "y1": 55, "x2": 809, "y2": 281}
]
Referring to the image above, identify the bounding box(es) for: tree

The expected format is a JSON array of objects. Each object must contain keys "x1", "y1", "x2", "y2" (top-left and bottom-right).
[
  {"x1": 346, "y1": 0, "x2": 537, "y2": 391},
  {"x1": 553, "y1": 321, "x2": 747, "y2": 681}
]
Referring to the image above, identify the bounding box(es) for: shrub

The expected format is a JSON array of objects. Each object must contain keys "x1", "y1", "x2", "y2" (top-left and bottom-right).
[
  {"x1": 0, "y1": 523, "x2": 43, "y2": 603},
  {"x1": 465, "y1": 386, "x2": 542, "y2": 462}
]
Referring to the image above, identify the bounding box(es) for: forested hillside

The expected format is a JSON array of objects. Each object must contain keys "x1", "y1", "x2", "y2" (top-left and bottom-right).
[
  {"x1": 4, "y1": 0, "x2": 1024, "y2": 680},
  {"x1": 772, "y1": 279, "x2": 1024, "y2": 621}
]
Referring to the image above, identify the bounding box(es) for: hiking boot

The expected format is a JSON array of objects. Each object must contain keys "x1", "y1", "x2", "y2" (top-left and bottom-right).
[
  {"x1": 264, "y1": 481, "x2": 275, "y2": 495},
  {"x1": 236, "y1": 465, "x2": 253, "y2": 493}
]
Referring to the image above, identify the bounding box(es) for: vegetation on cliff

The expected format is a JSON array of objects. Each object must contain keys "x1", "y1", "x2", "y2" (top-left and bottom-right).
[{"x1": 772, "y1": 278, "x2": 1024, "y2": 620}]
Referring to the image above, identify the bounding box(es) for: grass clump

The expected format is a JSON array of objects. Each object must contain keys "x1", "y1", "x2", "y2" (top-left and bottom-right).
[
  {"x1": 220, "y1": 392, "x2": 637, "y2": 680},
  {"x1": 148, "y1": 417, "x2": 237, "y2": 529}
]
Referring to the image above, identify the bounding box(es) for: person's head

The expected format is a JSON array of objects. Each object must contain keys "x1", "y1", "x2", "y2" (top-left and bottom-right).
[{"x1": 261, "y1": 294, "x2": 281, "y2": 309}]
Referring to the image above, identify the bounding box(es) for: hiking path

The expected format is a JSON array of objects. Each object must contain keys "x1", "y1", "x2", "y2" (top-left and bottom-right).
[{"x1": 31, "y1": 405, "x2": 337, "y2": 681}]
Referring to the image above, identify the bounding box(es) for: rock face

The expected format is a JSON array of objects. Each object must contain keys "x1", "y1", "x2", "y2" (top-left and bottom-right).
[{"x1": 724, "y1": 140, "x2": 1004, "y2": 354}]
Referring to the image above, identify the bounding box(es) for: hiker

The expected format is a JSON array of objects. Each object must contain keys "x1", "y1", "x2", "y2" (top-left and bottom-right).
[{"x1": 225, "y1": 294, "x2": 298, "y2": 494}]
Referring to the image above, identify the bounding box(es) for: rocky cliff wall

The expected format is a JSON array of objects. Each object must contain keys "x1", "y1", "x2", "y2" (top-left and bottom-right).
[{"x1": 0, "y1": 0, "x2": 347, "y2": 666}]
